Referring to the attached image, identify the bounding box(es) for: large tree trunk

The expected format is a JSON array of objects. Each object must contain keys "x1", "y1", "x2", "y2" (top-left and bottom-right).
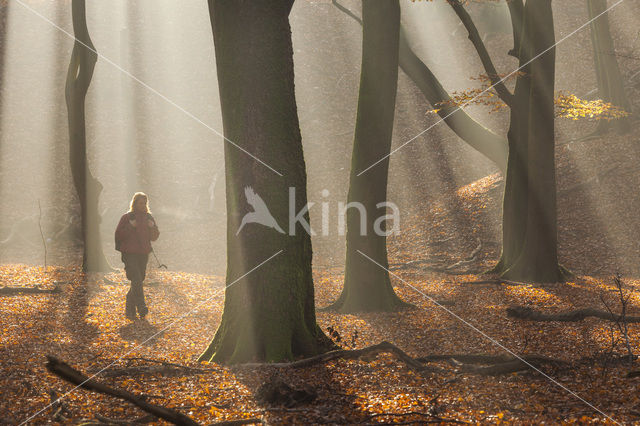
[
  {"x1": 502, "y1": 0, "x2": 562, "y2": 282},
  {"x1": 66, "y1": 0, "x2": 111, "y2": 272},
  {"x1": 327, "y1": 0, "x2": 408, "y2": 313},
  {"x1": 587, "y1": 0, "x2": 631, "y2": 134},
  {"x1": 199, "y1": 0, "x2": 333, "y2": 364}
]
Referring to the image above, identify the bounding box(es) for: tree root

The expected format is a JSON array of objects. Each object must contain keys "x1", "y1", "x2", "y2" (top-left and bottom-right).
[
  {"x1": 507, "y1": 305, "x2": 640, "y2": 322},
  {"x1": 237, "y1": 341, "x2": 562, "y2": 376},
  {"x1": 45, "y1": 356, "x2": 262, "y2": 426},
  {"x1": 462, "y1": 279, "x2": 532, "y2": 286},
  {"x1": 237, "y1": 341, "x2": 432, "y2": 372}
]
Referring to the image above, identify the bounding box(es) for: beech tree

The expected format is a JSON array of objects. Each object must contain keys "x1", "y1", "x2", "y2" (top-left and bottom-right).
[
  {"x1": 198, "y1": 0, "x2": 333, "y2": 364},
  {"x1": 326, "y1": 0, "x2": 408, "y2": 313},
  {"x1": 497, "y1": 0, "x2": 563, "y2": 282},
  {"x1": 66, "y1": 0, "x2": 111, "y2": 272},
  {"x1": 587, "y1": 0, "x2": 631, "y2": 134}
]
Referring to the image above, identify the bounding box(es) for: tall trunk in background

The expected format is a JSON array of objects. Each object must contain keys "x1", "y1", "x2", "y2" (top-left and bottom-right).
[
  {"x1": 506, "y1": 0, "x2": 524, "y2": 58},
  {"x1": 66, "y1": 0, "x2": 111, "y2": 272},
  {"x1": 489, "y1": 0, "x2": 530, "y2": 276},
  {"x1": 327, "y1": 0, "x2": 408, "y2": 313},
  {"x1": 502, "y1": 0, "x2": 563, "y2": 282},
  {"x1": 588, "y1": 0, "x2": 631, "y2": 134},
  {"x1": 333, "y1": 1, "x2": 508, "y2": 173},
  {"x1": 199, "y1": 0, "x2": 333, "y2": 364}
]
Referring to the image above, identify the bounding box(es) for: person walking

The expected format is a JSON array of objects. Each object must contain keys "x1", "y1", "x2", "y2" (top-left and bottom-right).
[{"x1": 115, "y1": 192, "x2": 160, "y2": 321}]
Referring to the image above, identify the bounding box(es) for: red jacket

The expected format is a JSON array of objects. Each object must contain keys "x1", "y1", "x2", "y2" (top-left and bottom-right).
[{"x1": 115, "y1": 212, "x2": 160, "y2": 254}]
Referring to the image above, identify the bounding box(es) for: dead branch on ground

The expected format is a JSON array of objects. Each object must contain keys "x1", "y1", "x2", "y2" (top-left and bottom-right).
[
  {"x1": 46, "y1": 356, "x2": 262, "y2": 426},
  {"x1": 507, "y1": 305, "x2": 640, "y2": 322}
]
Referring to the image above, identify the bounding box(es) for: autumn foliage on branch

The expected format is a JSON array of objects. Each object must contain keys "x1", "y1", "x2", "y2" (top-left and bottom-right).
[{"x1": 433, "y1": 73, "x2": 631, "y2": 120}]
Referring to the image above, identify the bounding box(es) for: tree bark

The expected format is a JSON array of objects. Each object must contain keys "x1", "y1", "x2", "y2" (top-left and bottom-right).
[
  {"x1": 199, "y1": 0, "x2": 333, "y2": 364},
  {"x1": 502, "y1": 0, "x2": 563, "y2": 282},
  {"x1": 326, "y1": 0, "x2": 408, "y2": 313},
  {"x1": 66, "y1": 0, "x2": 112, "y2": 272},
  {"x1": 506, "y1": 0, "x2": 524, "y2": 58},
  {"x1": 587, "y1": 0, "x2": 631, "y2": 134}
]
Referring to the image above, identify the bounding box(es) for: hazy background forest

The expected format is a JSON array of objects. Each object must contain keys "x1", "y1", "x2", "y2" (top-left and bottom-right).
[{"x1": 2, "y1": 0, "x2": 637, "y2": 275}]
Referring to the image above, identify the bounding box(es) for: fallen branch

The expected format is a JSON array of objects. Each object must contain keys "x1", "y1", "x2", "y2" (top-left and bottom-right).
[
  {"x1": 0, "y1": 284, "x2": 60, "y2": 295},
  {"x1": 417, "y1": 353, "x2": 567, "y2": 376},
  {"x1": 360, "y1": 411, "x2": 466, "y2": 424},
  {"x1": 46, "y1": 356, "x2": 199, "y2": 425},
  {"x1": 47, "y1": 356, "x2": 263, "y2": 426},
  {"x1": 94, "y1": 413, "x2": 155, "y2": 424},
  {"x1": 507, "y1": 306, "x2": 640, "y2": 322}
]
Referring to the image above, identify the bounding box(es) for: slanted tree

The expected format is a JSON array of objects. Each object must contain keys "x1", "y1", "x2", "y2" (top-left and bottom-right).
[
  {"x1": 65, "y1": 0, "x2": 111, "y2": 272},
  {"x1": 325, "y1": 0, "x2": 409, "y2": 313},
  {"x1": 198, "y1": 0, "x2": 333, "y2": 364},
  {"x1": 587, "y1": 0, "x2": 631, "y2": 134},
  {"x1": 333, "y1": 0, "x2": 508, "y2": 172}
]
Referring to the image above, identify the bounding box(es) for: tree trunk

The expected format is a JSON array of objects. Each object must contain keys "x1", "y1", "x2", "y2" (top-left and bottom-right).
[
  {"x1": 326, "y1": 0, "x2": 408, "y2": 313},
  {"x1": 506, "y1": 0, "x2": 524, "y2": 58},
  {"x1": 587, "y1": 0, "x2": 631, "y2": 134},
  {"x1": 502, "y1": 0, "x2": 562, "y2": 282},
  {"x1": 198, "y1": 0, "x2": 333, "y2": 364},
  {"x1": 66, "y1": 0, "x2": 112, "y2": 272},
  {"x1": 488, "y1": 12, "x2": 531, "y2": 275}
]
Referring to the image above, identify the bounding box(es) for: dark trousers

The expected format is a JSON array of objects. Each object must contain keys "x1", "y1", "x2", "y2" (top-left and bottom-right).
[{"x1": 122, "y1": 252, "x2": 149, "y2": 318}]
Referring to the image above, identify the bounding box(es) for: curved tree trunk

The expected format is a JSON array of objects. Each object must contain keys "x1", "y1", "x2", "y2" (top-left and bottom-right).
[
  {"x1": 198, "y1": 0, "x2": 333, "y2": 364},
  {"x1": 327, "y1": 0, "x2": 408, "y2": 313},
  {"x1": 66, "y1": 0, "x2": 112, "y2": 272},
  {"x1": 587, "y1": 0, "x2": 631, "y2": 134},
  {"x1": 502, "y1": 0, "x2": 562, "y2": 282}
]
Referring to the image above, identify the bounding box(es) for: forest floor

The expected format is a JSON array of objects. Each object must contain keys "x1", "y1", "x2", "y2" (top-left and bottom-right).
[{"x1": 4, "y1": 120, "x2": 640, "y2": 425}]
